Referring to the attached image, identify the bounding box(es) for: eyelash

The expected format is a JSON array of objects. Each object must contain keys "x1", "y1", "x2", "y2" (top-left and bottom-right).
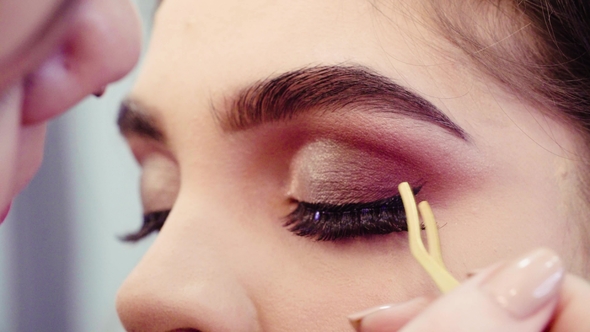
[
  {"x1": 285, "y1": 186, "x2": 421, "y2": 241},
  {"x1": 122, "y1": 210, "x2": 169, "y2": 242},
  {"x1": 123, "y1": 187, "x2": 420, "y2": 242}
]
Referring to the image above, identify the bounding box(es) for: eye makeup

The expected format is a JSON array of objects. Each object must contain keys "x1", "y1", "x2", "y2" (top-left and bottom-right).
[
  {"x1": 287, "y1": 139, "x2": 422, "y2": 203},
  {"x1": 124, "y1": 106, "x2": 478, "y2": 243},
  {"x1": 124, "y1": 186, "x2": 421, "y2": 242},
  {"x1": 123, "y1": 210, "x2": 169, "y2": 242},
  {"x1": 285, "y1": 186, "x2": 421, "y2": 241},
  {"x1": 281, "y1": 134, "x2": 428, "y2": 241}
]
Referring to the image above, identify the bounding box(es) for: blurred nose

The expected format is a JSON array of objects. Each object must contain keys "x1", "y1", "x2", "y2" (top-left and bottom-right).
[
  {"x1": 22, "y1": 0, "x2": 142, "y2": 124},
  {"x1": 116, "y1": 208, "x2": 261, "y2": 332}
]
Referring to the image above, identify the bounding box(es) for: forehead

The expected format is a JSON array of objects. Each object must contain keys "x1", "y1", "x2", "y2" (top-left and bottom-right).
[
  {"x1": 130, "y1": 0, "x2": 584, "y2": 188},
  {"x1": 136, "y1": 0, "x2": 551, "y2": 154},
  {"x1": 136, "y1": 0, "x2": 473, "y2": 100},
  {"x1": 0, "y1": 0, "x2": 68, "y2": 61}
]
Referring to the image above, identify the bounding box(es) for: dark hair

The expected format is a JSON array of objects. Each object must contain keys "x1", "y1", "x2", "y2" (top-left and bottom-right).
[
  {"x1": 425, "y1": 0, "x2": 590, "y2": 251},
  {"x1": 427, "y1": 0, "x2": 590, "y2": 147}
]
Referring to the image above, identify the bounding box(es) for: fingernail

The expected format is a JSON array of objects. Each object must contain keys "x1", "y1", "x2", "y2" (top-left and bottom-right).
[
  {"x1": 481, "y1": 248, "x2": 564, "y2": 318},
  {"x1": 348, "y1": 305, "x2": 394, "y2": 331},
  {"x1": 347, "y1": 297, "x2": 428, "y2": 332}
]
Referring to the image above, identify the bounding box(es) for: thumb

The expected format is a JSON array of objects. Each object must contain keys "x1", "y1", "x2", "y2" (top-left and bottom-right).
[
  {"x1": 400, "y1": 248, "x2": 564, "y2": 332},
  {"x1": 547, "y1": 274, "x2": 590, "y2": 331}
]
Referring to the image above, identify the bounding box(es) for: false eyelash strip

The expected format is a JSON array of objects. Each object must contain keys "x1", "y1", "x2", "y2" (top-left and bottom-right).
[{"x1": 285, "y1": 186, "x2": 422, "y2": 241}]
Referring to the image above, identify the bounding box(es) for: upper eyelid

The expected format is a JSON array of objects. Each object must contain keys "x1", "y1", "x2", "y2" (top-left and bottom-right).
[
  {"x1": 297, "y1": 185, "x2": 422, "y2": 209},
  {"x1": 137, "y1": 153, "x2": 181, "y2": 215},
  {"x1": 299, "y1": 195, "x2": 401, "y2": 212},
  {"x1": 124, "y1": 135, "x2": 176, "y2": 166}
]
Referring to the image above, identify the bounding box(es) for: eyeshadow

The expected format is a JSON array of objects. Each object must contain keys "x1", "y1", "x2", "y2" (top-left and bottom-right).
[{"x1": 289, "y1": 139, "x2": 419, "y2": 203}]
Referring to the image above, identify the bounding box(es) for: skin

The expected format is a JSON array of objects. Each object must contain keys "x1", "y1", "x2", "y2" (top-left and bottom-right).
[
  {"x1": 0, "y1": 0, "x2": 142, "y2": 220},
  {"x1": 353, "y1": 259, "x2": 590, "y2": 332},
  {"x1": 116, "y1": 0, "x2": 590, "y2": 331}
]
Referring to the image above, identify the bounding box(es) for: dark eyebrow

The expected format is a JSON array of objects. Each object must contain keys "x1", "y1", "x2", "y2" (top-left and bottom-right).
[
  {"x1": 117, "y1": 99, "x2": 165, "y2": 143},
  {"x1": 219, "y1": 65, "x2": 468, "y2": 140}
]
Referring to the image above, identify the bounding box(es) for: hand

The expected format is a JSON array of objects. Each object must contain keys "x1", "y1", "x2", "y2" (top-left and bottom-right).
[{"x1": 349, "y1": 248, "x2": 590, "y2": 332}]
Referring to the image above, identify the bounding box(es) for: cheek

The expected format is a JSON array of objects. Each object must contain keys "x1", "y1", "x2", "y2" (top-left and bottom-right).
[
  {"x1": 166, "y1": 127, "x2": 453, "y2": 329},
  {"x1": 0, "y1": 83, "x2": 23, "y2": 207},
  {"x1": 238, "y1": 234, "x2": 437, "y2": 330},
  {"x1": 170, "y1": 149, "x2": 436, "y2": 330},
  {"x1": 436, "y1": 172, "x2": 576, "y2": 276},
  {"x1": 169, "y1": 191, "x2": 436, "y2": 331}
]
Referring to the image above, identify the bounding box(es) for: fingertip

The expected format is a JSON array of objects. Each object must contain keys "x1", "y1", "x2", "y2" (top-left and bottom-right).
[
  {"x1": 480, "y1": 248, "x2": 564, "y2": 319},
  {"x1": 399, "y1": 249, "x2": 564, "y2": 332},
  {"x1": 348, "y1": 297, "x2": 431, "y2": 332},
  {"x1": 547, "y1": 274, "x2": 590, "y2": 331}
]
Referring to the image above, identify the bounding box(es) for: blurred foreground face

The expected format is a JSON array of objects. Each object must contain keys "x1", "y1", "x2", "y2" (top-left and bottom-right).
[
  {"x1": 117, "y1": 0, "x2": 590, "y2": 331},
  {"x1": 0, "y1": 0, "x2": 141, "y2": 221}
]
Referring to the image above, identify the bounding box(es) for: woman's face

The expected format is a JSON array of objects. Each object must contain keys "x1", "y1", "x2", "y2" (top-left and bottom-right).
[
  {"x1": 0, "y1": 0, "x2": 141, "y2": 221},
  {"x1": 117, "y1": 0, "x2": 589, "y2": 331}
]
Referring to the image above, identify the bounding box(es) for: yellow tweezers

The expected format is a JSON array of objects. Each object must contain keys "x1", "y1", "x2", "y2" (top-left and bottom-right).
[{"x1": 398, "y1": 182, "x2": 459, "y2": 293}]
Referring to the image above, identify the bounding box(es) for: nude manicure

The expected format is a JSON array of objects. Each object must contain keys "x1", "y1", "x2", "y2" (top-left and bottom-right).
[
  {"x1": 348, "y1": 305, "x2": 394, "y2": 331},
  {"x1": 481, "y1": 248, "x2": 565, "y2": 318}
]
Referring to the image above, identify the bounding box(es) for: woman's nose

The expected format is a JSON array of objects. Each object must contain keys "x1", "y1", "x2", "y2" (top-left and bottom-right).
[
  {"x1": 22, "y1": 0, "x2": 142, "y2": 124},
  {"x1": 116, "y1": 211, "x2": 261, "y2": 332}
]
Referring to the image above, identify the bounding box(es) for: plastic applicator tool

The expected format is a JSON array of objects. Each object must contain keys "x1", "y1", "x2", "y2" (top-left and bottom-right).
[{"x1": 398, "y1": 182, "x2": 459, "y2": 293}]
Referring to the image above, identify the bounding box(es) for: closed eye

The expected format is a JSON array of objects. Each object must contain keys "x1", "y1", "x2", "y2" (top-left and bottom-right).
[{"x1": 285, "y1": 186, "x2": 421, "y2": 241}]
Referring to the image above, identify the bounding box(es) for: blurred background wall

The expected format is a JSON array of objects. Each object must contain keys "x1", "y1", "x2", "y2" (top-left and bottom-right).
[{"x1": 0, "y1": 0, "x2": 158, "y2": 330}]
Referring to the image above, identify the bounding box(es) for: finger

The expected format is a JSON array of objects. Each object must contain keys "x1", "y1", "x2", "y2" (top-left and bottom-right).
[
  {"x1": 549, "y1": 274, "x2": 590, "y2": 332},
  {"x1": 348, "y1": 297, "x2": 432, "y2": 332},
  {"x1": 400, "y1": 248, "x2": 564, "y2": 332}
]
